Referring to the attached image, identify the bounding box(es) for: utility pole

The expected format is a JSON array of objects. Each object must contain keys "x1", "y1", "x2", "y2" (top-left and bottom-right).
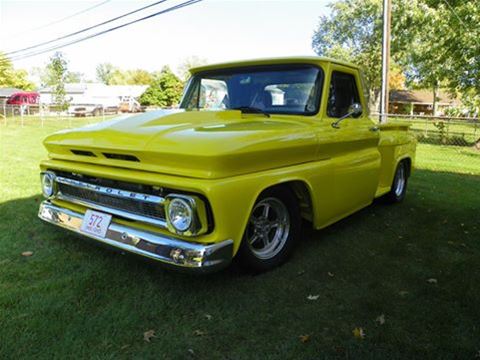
[{"x1": 379, "y1": 0, "x2": 392, "y2": 124}]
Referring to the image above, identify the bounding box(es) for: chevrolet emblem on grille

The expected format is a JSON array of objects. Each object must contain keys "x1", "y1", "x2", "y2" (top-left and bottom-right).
[{"x1": 55, "y1": 176, "x2": 164, "y2": 204}]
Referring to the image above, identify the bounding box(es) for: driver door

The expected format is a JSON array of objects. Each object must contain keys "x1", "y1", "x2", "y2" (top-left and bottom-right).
[{"x1": 318, "y1": 65, "x2": 381, "y2": 223}]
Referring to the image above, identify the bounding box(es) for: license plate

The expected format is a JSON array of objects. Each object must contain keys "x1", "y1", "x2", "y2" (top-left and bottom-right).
[{"x1": 80, "y1": 210, "x2": 112, "y2": 238}]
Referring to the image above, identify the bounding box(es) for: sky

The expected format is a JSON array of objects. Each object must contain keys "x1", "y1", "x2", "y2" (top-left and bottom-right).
[{"x1": 0, "y1": 0, "x2": 331, "y2": 82}]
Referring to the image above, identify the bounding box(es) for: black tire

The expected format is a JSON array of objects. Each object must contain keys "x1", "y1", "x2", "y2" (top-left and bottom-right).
[
  {"x1": 237, "y1": 186, "x2": 301, "y2": 273},
  {"x1": 385, "y1": 160, "x2": 409, "y2": 203}
]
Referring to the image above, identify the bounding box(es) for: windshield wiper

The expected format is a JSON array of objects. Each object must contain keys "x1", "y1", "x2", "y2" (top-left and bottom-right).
[{"x1": 231, "y1": 106, "x2": 270, "y2": 117}]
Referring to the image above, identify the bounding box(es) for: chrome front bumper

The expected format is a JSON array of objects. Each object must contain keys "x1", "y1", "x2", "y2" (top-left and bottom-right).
[{"x1": 38, "y1": 201, "x2": 233, "y2": 273}]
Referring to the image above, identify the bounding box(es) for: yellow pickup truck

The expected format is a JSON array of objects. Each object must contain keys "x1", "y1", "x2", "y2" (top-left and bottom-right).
[{"x1": 38, "y1": 57, "x2": 416, "y2": 273}]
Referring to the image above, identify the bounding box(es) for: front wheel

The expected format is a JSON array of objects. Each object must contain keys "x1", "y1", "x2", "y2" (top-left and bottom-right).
[
  {"x1": 385, "y1": 161, "x2": 409, "y2": 203},
  {"x1": 237, "y1": 187, "x2": 301, "y2": 273}
]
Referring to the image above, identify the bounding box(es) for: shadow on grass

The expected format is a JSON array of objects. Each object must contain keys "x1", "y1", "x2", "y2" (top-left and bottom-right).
[
  {"x1": 0, "y1": 168, "x2": 478, "y2": 281},
  {"x1": 0, "y1": 169, "x2": 479, "y2": 358}
]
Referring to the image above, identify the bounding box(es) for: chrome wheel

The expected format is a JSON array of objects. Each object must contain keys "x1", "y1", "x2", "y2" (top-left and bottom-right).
[
  {"x1": 246, "y1": 197, "x2": 290, "y2": 260},
  {"x1": 394, "y1": 165, "x2": 406, "y2": 197}
]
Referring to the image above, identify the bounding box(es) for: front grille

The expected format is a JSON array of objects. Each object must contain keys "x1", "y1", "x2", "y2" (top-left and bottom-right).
[
  {"x1": 55, "y1": 175, "x2": 166, "y2": 224},
  {"x1": 55, "y1": 171, "x2": 165, "y2": 195}
]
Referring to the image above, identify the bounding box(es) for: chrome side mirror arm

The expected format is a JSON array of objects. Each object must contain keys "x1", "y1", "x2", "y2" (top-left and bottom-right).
[{"x1": 331, "y1": 103, "x2": 363, "y2": 129}]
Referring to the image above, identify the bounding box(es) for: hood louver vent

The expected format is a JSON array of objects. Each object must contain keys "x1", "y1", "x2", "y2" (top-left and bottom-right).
[
  {"x1": 71, "y1": 150, "x2": 96, "y2": 157},
  {"x1": 103, "y1": 153, "x2": 140, "y2": 162}
]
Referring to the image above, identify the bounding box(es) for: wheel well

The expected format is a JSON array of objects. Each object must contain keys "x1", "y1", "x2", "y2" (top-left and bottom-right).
[
  {"x1": 261, "y1": 181, "x2": 314, "y2": 223},
  {"x1": 401, "y1": 157, "x2": 412, "y2": 178}
]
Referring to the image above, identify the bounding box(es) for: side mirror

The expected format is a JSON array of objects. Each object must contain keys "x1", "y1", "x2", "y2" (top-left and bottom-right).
[
  {"x1": 350, "y1": 103, "x2": 363, "y2": 118},
  {"x1": 331, "y1": 103, "x2": 363, "y2": 129}
]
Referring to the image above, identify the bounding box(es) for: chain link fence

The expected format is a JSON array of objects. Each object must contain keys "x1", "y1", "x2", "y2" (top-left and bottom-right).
[
  {"x1": 388, "y1": 114, "x2": 480, "y2": 175},
  {"x1": 0, "y1": 103, "x2": 113, "y2": 128}
]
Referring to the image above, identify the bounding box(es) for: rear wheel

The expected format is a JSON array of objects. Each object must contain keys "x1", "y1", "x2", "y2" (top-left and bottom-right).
[
  {"x1": 385, "y1": 160, "x2": 409, "y2": 203},
  {"x1": 237, "y1": 187, "x2": 301, "y2": 273}
]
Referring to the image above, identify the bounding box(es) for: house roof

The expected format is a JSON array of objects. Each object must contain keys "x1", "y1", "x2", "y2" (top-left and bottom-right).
[
  {"x1": 39, "y1": 83, "x2": 87, "y2": 94},
  {"x1": 390, "y1": 89, "x2": 461, "y2": 105},
  {"x1": 38, "y1": 83, "x2": 148, "y2": 97},
  {"x1": 0, "y1": 87, "x2": 23, "y2": 97}
]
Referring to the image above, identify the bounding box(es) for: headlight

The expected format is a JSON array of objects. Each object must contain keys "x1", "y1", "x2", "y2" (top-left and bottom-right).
[
  {"x1": 41, "y1": 171, "x2": 56, "y2": 198},
  {"x1": 167, "y1": 197, "x2": 193, "y2": 232}
]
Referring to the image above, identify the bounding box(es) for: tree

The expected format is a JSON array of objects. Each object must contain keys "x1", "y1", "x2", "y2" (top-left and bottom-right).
[
  {"x1": 139, "y1": 66, "x2": 184, "y2": 107},
  {"x1": 47, "y1": 52, "x2": 69, "y2": 110},
  {"x1": 177, "y1": 56, "x2": 208, "y2": 81},
  {"x1": 65, "y1": 71, "x2": 84, "y2": 83},
  {"x1": 312, "y1": 0, "x2": 441, "y2": 110},
  {"x1": 32, "y1": 58, "x2": 83, "y2": 87},
  {"x1": 96, "y1": 63, "x2": 153, "y2": 85},
  {"x1": 312, "y1": 0, "x2": 480, "y2": 116},
  {"x1": 312, "y1": 0, "x2": 384, "y2": 109},
  {"x1": 96, "y1": 63, "x2": 115, "y2": 84},
  {"x1": 123, "y1": 69, "x2": 153, "y2": 85},
  {"x1": 389, "y1": 64, "x2": 406, "y2": 90},
  {"x1": 424, "y1": 1, "x2": 480, "y2": 95},
  {"x1": 0, "y1": 52, "x2": 35, "y2": 90}
]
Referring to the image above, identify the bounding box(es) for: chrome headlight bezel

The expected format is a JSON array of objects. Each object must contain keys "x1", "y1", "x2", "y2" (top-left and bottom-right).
[
  {"x1": 165, "y1": 194, "x2": 208, "y2": 236},
  {"x1": 40, "y1": 171, "x2": 56, "y2": 198}
]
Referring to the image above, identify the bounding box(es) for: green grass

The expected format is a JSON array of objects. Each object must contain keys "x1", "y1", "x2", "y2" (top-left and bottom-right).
[
  {"x1": 1, "y1": 118, "x2": 480, "y2": 358},
  {"x1": 416, "y1": 144, "x2": 480, "y2": 175}
]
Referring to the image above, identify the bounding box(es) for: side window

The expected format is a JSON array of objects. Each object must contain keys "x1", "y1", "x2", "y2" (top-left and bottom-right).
[
  {"x1": 184, "y1": 78, "x2": 228, "y2": 110},
  {"x1": 327, "y1": 71, "x2": 360, "y2": 118},
  {"x1": 199, "y1": 79, "x2": 228, "y2": 109}
]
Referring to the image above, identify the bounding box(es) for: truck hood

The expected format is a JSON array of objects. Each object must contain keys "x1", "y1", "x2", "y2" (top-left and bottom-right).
[{"x1": 43, "y1": 110, "x2": 318, "y2": 179}]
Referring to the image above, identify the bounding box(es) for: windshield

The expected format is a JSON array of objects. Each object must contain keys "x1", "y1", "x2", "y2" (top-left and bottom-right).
[{"x1": 180, "y1": 65, "x2": 323, "y2": 116}]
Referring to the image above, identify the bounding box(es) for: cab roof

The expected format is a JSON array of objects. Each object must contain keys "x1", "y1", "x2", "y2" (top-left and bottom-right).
[{"x1": 189, "y1": 56, "x2": 360, "y2": 74}]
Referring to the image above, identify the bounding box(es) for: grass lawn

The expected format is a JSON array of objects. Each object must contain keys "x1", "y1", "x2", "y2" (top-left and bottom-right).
[
  {"x1": 1, "y1": 117, "x2": 479, "y2": 358},
  {"x1": 416, "y1": 144, "x2": 480, "y2": 175}
]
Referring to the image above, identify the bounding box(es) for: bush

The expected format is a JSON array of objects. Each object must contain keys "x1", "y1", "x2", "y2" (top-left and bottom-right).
[{"x1": 139, "y1": 66, "x2": 184, "y2": 107}]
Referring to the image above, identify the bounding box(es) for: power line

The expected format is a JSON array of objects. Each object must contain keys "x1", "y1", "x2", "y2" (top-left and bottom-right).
[
  {"x1": 4, "y1": 0, "x2": 169, "y2": 56},
  {"x1": 16, "y1": 0, "x2": 112, "y2": 36},
  {"x1": 7, "y1": 0, "x2": 202, "y2": 62}
]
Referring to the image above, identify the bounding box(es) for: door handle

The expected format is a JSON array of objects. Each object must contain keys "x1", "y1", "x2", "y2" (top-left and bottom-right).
[{"x1": 369, "y1": 126, "x2": 379, "y2": 132}]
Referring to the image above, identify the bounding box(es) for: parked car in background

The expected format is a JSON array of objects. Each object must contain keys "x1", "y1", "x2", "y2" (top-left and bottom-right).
[
  {"x1": 119, "y1": 96, "x2": 144, "y2": 113},
  {"x1": 38, "y1": 57, "x2": 417, "y2": 274},
  {"x1": 6, "y1": 91, "x2": 40, "y2": 115},
  {"x1": 68, "y1": 103, "x2": 120, "y2": 117},
  {"x1": 6, "y1": 91, "x2": 39, "y2": 106}
]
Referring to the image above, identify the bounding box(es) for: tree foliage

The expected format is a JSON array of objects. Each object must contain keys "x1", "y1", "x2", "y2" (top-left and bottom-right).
[
  {"x1": 47, "y1": 52, "x2": 69, "y2": 110},
  {"x1": 96, "y1": 63, "x2": 116, "y2": 85},
  {"x1": 65, "y1": 71, "x2": 84, "y2": 83},
  {"x1": 0, "y1": 52, "x2": 35, "y2": 90},
  {"x1": 31, "y1": 57, "x2": 83, "y2": 89},
  {"x1": 177, "y1": 56, "x2": 208, "y2": 81},
  {"x1": 139, "y1": 66, "x2": 183, "y2": 107},
  {"x1": 96, "y1": 63, "x2": 153, "y2": 85},
  {"x1": 312, "y1": 0, "x2": 480, "y2": 112},
  {"x1": 313, "y1": 0, "x2": 383, "y2": 95}
]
